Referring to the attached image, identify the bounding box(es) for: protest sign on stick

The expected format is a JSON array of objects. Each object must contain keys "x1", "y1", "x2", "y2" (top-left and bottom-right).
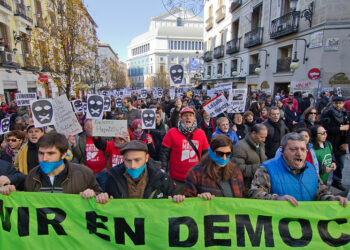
[
  {"x1": 30, "y1": 99, "x2": 55, "y2": 128},
  {"x1": 92, "y1": 119, "x2": 128, "y2": 138},
  {"x1": 15, "y1": 93, "x2": 37, "y2": 106},
  {"x1": 202, "y1": 94, "x2": 229, "y2": 117}
]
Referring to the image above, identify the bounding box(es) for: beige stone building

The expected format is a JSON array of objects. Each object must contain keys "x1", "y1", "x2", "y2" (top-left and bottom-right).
[{"x1": 203, "y1": 0, "x2": 350, "y2": 96}]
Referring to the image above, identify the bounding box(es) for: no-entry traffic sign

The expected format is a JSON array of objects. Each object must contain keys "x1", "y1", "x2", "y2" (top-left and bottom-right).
[{"x1": 308, "y1": 68, "x2": 321, "y2": 80}]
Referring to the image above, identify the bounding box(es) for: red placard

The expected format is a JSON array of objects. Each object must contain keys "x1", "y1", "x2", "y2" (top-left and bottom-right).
[
  {"x1": 308, "y1": 68, "x2": 321, "y2": 80},
  {"x1": 38, "y1": 75, "x2": 49, "y2": 82}
]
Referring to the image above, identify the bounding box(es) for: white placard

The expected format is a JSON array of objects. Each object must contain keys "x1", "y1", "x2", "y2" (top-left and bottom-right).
[
  {"x1": 86, "y1": 94, "x2": 104, "y2": 119},
  {"x1": 169, "y1": 64, "x2": 184, "y2": 86},
  {"x1": 206, "y1": 89, "x2": 217, "y2": 99},
  {"x1": 92, "y1": 120, "x2": 128, "y2": 137},
  {"x1": 202, "y1": 94, "x2": 229, "y2": 117},
  {"x1": 214, "y1": 82, "x2": 232, "y2": 93},
  {"x1": 169, "y1": 88, "x2": 175, "y2": 100},
  {"x1": 71, "y1": 99, "x2": 84, "y2": 113},
  {"x1": 0, "y1": 118, "x2": 10, "y2": 134},
  {"x1": 227, "y1": 88, "x2": 248, "y2": 113},
  {"x1": 30, "y1": 99, "x2": 55, "y2": 128},
  {"x1": 141, "y1": 109, "x2": 156, "y2": 129},
  {"x1": 53, "y1": 95, "x2": 83, "y2": 137},
  {"x1": 15, "y1": 93, "x2": 37, "y2": 106}
]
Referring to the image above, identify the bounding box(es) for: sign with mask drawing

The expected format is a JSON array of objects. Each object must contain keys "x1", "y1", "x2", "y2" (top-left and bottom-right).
[
  {"x1": 86, "y1": 94, "x2": 104, "y2": 119},
  {"x1": 0, "y1": 118, "x2": 10, "y2": 134},
  {"x1": 103, "y1": 96, "x2": 111, "y2": 112},
  {"x1": 30, "y1": 99, "x2": 55, "y2": 127},
  {"x1": 169, "y1": 64, "x2": 184, "y2": 86},
  {"x1": 141, "y1": 109, "x2": 156, "y2": 129},
  {"x1": 71, "y1": 99, "x2": 84, "y2": 113},
  {"x1": 116, "y1": 97, "x2": 122, "y2": 108}
]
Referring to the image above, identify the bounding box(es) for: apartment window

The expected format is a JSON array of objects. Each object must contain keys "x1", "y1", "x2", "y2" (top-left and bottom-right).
[
  {"x1": 185, "y1": 41, "x2": 188, "y2": 50},
  {"x1": 251, "y1": 4, "x2": 262, "y2": 29},
  {"x1": 160, "y1": 57, "x2": 163, "y2": 62},
  {"x1": 281, "y1": 0, "x2": 292, "y2": 15},
  {"x1": 277, "y1": 45, "x2": 293, "y2": 72},
  {"x1": 192, "y1": 41, "x2": 195, "y2": 50},
  {"x1": 181, "y1": 41, "x2": 184, "y2": 50},
  {"x1": 0, "y1": 23, "x2": 11, "y2": 51},
  {"x1": 249, "y1": 54, "x2": 259, "y2": 75},
  {"x1": 178, "y1": 41, "x2": 180, "y2": 50},
  {"x1": 195, "y1": 41, "x2": 198, "y2": 50},
  {"x1": 231, "y1": 59, "x2": 238, "y2": 73},
  {"x1": 217, "y1": 63, "x2": 223, "y2": 75},
  {"x1": 171, "y1": 41, "x2": 173, "y2": 50},
  {"x1": 177, "y1": 17, "x2": 183, "y2": 26},
  {"x1": 207, "y1": 65, "x2": 212, "y2": 76},
  {"x1": 174, "y1": 41, "x2": 177, "y2": 50},
  {"x1": 232, "y1": 19, "x2": 239, "y2": 39}
]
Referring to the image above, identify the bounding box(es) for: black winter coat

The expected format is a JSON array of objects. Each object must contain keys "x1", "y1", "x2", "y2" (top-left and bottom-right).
[
  {"x1": 0, "y1": 159, "x2": 25, "y2": 189},
  {"x1": 263, "y1": 119, "x2": 289, "y2": 159},
  {"x1": 105, "y1": 163, "x2": 175, "y2": 199}
]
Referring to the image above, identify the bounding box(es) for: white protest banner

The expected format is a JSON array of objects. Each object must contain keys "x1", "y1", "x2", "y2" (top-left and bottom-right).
[
  {"x1": 291, "y1": 80, "x2": 318, "y2": 92},
  {"x1": 169, "y1": 64, "x2": 184, "y2": 86},
  {"x1": 202, "y1": 94, "x2": 229, "y2": 117},
  {"x1": 214, "y1": 82, "x2": 232, "y2": 93},
  {"x1": 53, "y1": 95, "x2": 82, "y2": 137},
  {"x1": 124, "y1": 89, "x2": 131, "y2": 97},
  {"x1": 30, "y1": 99, "x2": 55, "y2": 128},
  {"x1": 206, "y1": 89, "x2": 217, "y2": 99},
  {"x1": 169, "y1": 88, "x2": 175, "y2": 100},
  {"x1": 15, "y1": 93, "x2": 37, "y2": 106},
  {"x1": 103, "y1": 96, "x2": 111, "y2": 111},
  {"x1": 0, "y1": 118, "x2": 10, "y2": 135},
  {"x1": 86, "y1": 95, "x2": 104, "y2": 119},
  {"x1": 227, "y1": 88, "x2": 248, "y2": 113},
  {"x1": 141, "y1": 109, "x2": 156, "y2": 129},
  {"x1": 92, "y1": 120, "x2": 128, "y2": 138}
]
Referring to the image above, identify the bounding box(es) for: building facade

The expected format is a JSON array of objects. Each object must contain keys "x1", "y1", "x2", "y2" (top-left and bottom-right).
[
  {"x1": 127, "y1": 7, "x2": 204, "y2": 88},
  {"x1": 0, "y1": 0, "x2": 98, "y2": 104},
  {"x1": 203, "y1": 0, "x2": 350, "y2": 96}
]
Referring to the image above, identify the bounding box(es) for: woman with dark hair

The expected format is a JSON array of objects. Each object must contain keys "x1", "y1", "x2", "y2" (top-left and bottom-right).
[
  {"x1": 198, "y1": 109, "x2": 216, "y2": 142},
  {"x1": 184, "y1": 134, "x2": 244, "y2": 199},
  {"x1": 243, "y1": 111, "x2": 255, "y2": 131},
  {"x1": 256, "y1": 107, "x2": 269, "y2": 123},
  {"x1": 297, "y1": 106, "x2": 319, "y2": 129},
  {"x1": 249, "y1": 100, "x2": 265, "y2": 121},
  {"x1": 310, "y1": 125, "x2": 337, "y2": 184},
  {"x1": 130, "y1": 119, "x2": 156, "y2": 159},
  {"x1": 1, "y1": 130, "x2": 25, "y2": 164},
  {"x1": 296, "y1": 128, "x2": 319, "y2": 173}
]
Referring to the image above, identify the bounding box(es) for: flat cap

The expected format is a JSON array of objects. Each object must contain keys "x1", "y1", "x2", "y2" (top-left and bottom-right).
[
  {"x1": 333, "y1": 96, "x2": 345, "y2": 102},
  {"x1": 120, "y1": 140, "x2": 148, "y2": 154}
]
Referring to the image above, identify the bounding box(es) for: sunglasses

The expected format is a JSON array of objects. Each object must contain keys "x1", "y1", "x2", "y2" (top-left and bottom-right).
[
  {"x1": 309, "y1": 112, "x2": 317, "y2": 115},
  {"x1": 215, "y1": 151, "x2": 231, "y2": 158},
  {"x1": 317, "y1": 131, "x2": 327, "y2": 135},
  {"x1": 7, "y1": 139, "x2": 21, "y2": 143}
]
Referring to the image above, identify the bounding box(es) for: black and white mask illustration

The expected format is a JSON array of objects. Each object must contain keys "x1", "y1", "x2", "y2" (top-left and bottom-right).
[
  {"x1": 86, "y1": 95, "x2": 104, "y2": 119},
  {"x1": 141, "y1": 109, "x2": 156, "y2": 129},
  {"x1": 72, "y1": 99, "x2": 83, "y2": 113},
  {"x1": 141, "y1": 89, "x2": 147, "y2": 99},
  {"x1": 170, "y1": 64, "x2": 184, "y2": 85},
  {"x1": 103, "y1": 96, "x2": 111, "y2": 111},
  {"x1": 0, "y1": 118, "x2": 10, "y2": 134},
  {"x1": 116, "y1": 98, "x2": 122, "y2": 108},
  {"x1": 31, "y1": 99, "x2": 55, "y2": 127},
  {"x1": 83, "y1": 102, "x2": 87, "y2": 113}
]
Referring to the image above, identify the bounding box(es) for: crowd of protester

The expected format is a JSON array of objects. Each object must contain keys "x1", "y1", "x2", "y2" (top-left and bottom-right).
[{"x1": 0, "y1": 89, "x2": 349, "y2": 209}]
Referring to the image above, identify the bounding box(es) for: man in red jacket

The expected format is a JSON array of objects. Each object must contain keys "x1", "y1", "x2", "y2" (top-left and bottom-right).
[{"x1": 160, "y1": 107, "x2": 209, "y2": 194}]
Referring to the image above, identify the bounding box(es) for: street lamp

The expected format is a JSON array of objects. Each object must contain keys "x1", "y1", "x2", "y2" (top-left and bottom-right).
[{"x1": 290, "y1": 38, "x2": 308, "y2": 70}]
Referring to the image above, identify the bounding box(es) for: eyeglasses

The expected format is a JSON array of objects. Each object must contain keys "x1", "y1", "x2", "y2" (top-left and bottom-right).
[
  {"x1": 215, "y1": 151, "x2": 231, "y2": 158},
  {"x1": 309, "y1": 112, "x2": 317, "y2": 115},
  {"x1": 317, "y1": 131, "x2": 327, "y2": 135},
  {"x1": 7, "y1": 139, "x2": 21, "y2": 143}
]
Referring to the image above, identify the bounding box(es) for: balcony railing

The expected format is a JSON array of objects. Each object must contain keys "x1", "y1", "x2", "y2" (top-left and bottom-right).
[
  {"x1": 230, "y1": 0, "x2": 242, "y2": 12},
  {"x1": 214, "y1": 45, "x2": 225, "y2": 59},
  {"x1": 226, "y1": 38, "x2": 240, "y2": 54},
  {"x1": 244, "y1": 27, "x2": 264, "y2": 48},
  {"x1": 206, "y1": 16, "x2": 213, "y2": 31},
  {"x1": 270, "y1": 11, "x2": 300, "y2": 39},
  {"x1": 249, "y1": 63, "x2": 260, "y2": 75},
  {"x1": 276, "y1": 58, "x2": 292, "y2": 73},
  {"x1": 204, "y1": 51, "x2": 213, "y2": 62},
  {"x1": 0, "y1": 0, "x2": 11, "y2": 11},
  {"x1": 14, "y1": 4, "x2": 33, "y2": 23},
  {"x1": 216, "y1": 5, "x2": 226, "y2": 23}
]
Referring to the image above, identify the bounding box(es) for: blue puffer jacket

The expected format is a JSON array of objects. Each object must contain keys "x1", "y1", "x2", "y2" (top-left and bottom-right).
[
  {"x1": 262, "y1": 154, "x2": 318, "y2": 201},
  {"x1": 212, "y1": 127, "x2": 239, "y2": 145}
]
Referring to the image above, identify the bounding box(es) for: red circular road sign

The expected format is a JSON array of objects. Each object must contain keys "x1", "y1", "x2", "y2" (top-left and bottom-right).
[
  {"x1": 38, "y1": 75, "x2": 49, "y2": 82},
  {"x1": 308, "y1": 68, "x2": 321, "y2": 80}
]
